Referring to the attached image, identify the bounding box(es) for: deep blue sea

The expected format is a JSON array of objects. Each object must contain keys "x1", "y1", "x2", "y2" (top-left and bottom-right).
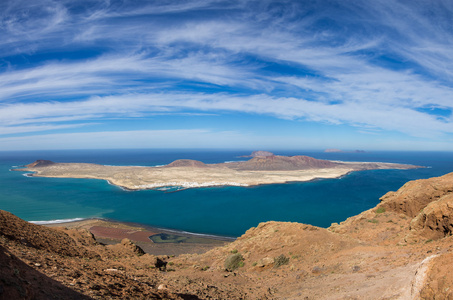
[{"x1": 1, "y1": 149, "x2": 452, "y2": 238}]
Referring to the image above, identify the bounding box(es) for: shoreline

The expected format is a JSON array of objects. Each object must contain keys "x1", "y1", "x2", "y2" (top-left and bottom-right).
[
  {"x1": 106, "y1": 179, "x2": 250, "y2": 192},
  {"x1": 14, "y1": 154, "x2": 422, "y2": 191},
  {"x1": 16, "y1": 166, "x2": 363, "y2": 191},
  {"x1": 17, "y1": 167, "x2": 395, "y2": 195},
  {"x1": 41, "y1": 217, "x2": 234, "y2": 256},
  {"x1": 41, "y1": 216, "x2": 236, "y2": 241}
]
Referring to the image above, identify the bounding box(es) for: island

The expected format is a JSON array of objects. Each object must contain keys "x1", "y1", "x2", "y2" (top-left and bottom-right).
[
  {"x1": 324, "y1": 149, "x2": 366, "y2": 153},
  {"x1": 15, "y1": 152, "x2": 421, "y2": 191}
]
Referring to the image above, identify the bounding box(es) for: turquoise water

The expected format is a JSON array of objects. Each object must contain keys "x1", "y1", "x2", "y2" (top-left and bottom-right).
[{"x1": 1, "y1": 149, "x2": 452, "y2": 237}]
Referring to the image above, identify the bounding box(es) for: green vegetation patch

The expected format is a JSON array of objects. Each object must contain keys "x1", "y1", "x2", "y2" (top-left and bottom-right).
[
  {"x1": 224, "y1": 253, "x2": 244, "y2": 271},
  {"x1": 149, "y1": 233, "x2": 223, "y2": 244},
  {"x1": 274, "y1": 254, "x2": 290, "y2": 268},
  {"x1": 149, "y1": 233, "x2": 189, "y2": 243},
  {"x1": 376, "y1": 207, "x2": 386, "y2": 214}
]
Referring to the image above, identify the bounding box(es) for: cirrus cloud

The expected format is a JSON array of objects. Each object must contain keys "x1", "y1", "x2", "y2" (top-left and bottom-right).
[{"x1": 1, "y1": 0, "x2": 453, "y2": 150}]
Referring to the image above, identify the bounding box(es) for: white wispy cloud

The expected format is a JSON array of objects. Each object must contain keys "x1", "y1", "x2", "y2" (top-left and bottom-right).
[
  {"x1": 2, "y1": 127, "x2": 451, "y2": 151},
  {"x1": 2, "y1": 91, "x2": 453, "y2": 139},
  {"x1": 1, "y1": 0, "x2": 453, "y2": 149},
  {"x1": 0, "y1": 123, "x2": 91, "y2": 135},
  {"x1": 0, "y1": 129, "x2": 255, "y2": 150}
]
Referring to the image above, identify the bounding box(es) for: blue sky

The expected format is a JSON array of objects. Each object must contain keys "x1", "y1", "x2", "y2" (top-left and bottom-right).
[{"x1": 1, "y1": 0, "x2": 453, "y2": 151}]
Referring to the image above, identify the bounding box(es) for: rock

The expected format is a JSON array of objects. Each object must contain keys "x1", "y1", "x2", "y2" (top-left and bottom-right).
[
  {"x1": 380, "y1": 172, "x2": 453, "y2": 217},
  {"x1": 410, "y1": 194, "x2": 453, "y2": 240},
  {"x1": 154, "y1": 257, "x2": 167, "y2": 271},
  {"x1": 89, "y1": 284, "x2": 101, "y2": 290},
  {"x1": 312, "y1": 266, "x2": 323, "y2": 274},
  {"x1": 105, "y1": 268, "x2": 118, "y2": 272},
  {"x1": 256, "y1": 257, "x2": 274, "y2": 268},
  {"x1": 420, "y1": 253, "x2": 453, "y2": 299},
  {"x1": 121, "y1": 238, "x2": 145, "y2": 256}
]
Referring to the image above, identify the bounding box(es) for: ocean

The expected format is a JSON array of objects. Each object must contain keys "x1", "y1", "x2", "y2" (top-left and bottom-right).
[{"x1": 1, "y1": 149, "x2": 452, "y2": 238}]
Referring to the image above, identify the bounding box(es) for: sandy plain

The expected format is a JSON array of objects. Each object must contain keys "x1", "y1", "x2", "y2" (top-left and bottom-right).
[
  {"x1": 45, "y1": 218, "x2": 230, "y2": 256},
  {"x1": 19, "y1": 159, "x2": 417, "y2": 191}
]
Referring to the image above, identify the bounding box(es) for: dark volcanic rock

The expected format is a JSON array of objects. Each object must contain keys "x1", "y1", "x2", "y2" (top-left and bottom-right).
[
  {"x1": 232, "y1": 155, "x2": 338, "y2": 171},
  {"x1": 121, "y1": 238, "x2": 145, "y2": 256},
  {"x1": 26, "y1": 160, "x2": 55, "y2": 168}
]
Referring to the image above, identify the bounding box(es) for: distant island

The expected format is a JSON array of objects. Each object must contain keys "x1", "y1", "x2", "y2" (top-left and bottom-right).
[
  {"x1": 240, "y1": 150, "x2": 275, "y2": 157},
  {"x1": 324, "y1": 149, "x2": 366, "y2": 153},
  {"x1": 15, "y1": 151, "x2": 421, "y2": 191}
]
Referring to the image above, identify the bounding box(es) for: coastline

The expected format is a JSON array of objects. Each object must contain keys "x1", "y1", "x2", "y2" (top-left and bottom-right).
[
  {"x1": 21, "y1": 166, "x2": 383, "y2": 192},
  {"x1": 14, "y1": 153, "x2": 422, "y2": 192},
  {"x1": 10, "y1": 152, "x2": 426, "y2": 241},
  {"x1": 16, "y1": 165, "x2": 363, "y2": 191},
  {"x1": 42, "y1": 217, "x2": 233, "y2": 256}
]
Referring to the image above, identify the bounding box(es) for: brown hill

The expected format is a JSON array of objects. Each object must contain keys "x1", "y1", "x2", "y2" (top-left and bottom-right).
[
  {"x1": 378, "y1": 172, "x2": 453, "y2": 241},
  {"x1": 239, "y1": 150, "x2": 275, "y2": 158},
  {"x1": 3, "y1": 172, "x2": 453, "y2": 298},
  {"x1": 0, "y1": 211, "x2": 96, "y2": 258},
  {"x1": 25, "y1": 160, "x2": 55, "y2": 168},
  {"x1": 0, "y1": 211, "x2": 186, "y2": 299},
  {"x1": 379, "y1": 172, "x2": 453, "y2": 218},
  {"x1": 165, "y1": 159, "x2": 207, "y2": 168},
  {"x1": 162, "y1": 154, "x2": 338, "y2": 171},
  {"x1": 231, "y1": 155, "x2": 338, "y2": 170}
]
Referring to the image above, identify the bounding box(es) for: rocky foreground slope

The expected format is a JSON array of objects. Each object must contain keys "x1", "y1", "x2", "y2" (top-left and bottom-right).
[{"x1": 2, "y1": 172, "x2": 453, "y2": 299}]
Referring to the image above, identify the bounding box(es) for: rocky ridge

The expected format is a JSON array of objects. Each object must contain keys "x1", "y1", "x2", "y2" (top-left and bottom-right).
[
  {"x1": 21, "y1": 151, "x2": 421, "y2": 173},
  {"x1": 3, "y1": 172, "x2": 453, "y2": 298},
  {"x1": 227, "y1": 155, "x2": 338, "y2": 171}
]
